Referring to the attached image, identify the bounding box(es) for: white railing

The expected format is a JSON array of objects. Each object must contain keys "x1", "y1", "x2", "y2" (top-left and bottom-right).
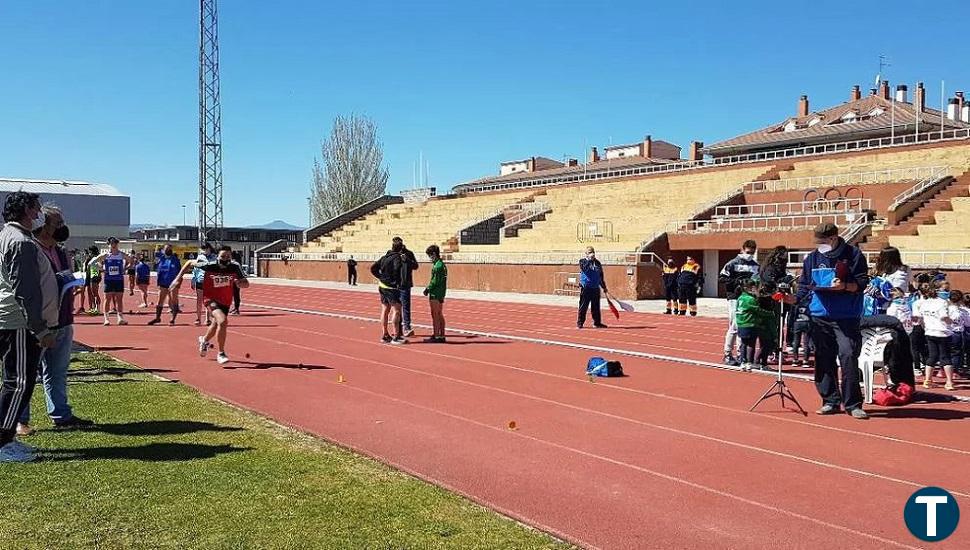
[
  {"x1": 400, "y1": 187, "x2": 437, "y2": 203},
  {"x1": 673, "y1": 213, "x2": 851, "y2": 234},
  {"x1": 862, "y1": 250, "x2": 970, "y2": 269},
  {"x1": 839, "y1": 212, "x2": 872, "y2": 243},
  {"x1": 742, "y1": 165, "x2": 946, "y2": 193},
  {"x1": 260, "y1": 250, "x2": 661, "y2": 266},
  {"x1": 501, "y1": 201, "x2": 551, "y2": 229},
  {"x1": 714, "y1": 198, "x2": 871, "y2": 218},
  {"x1": 888, "y1": 166, "x2": 952, "y2": 211},
  {"x1": 632, "y1": 187, "x2": 746, "y2": 253},
  {"x1": 457, "y1": 201, "x2": 544, "y2": 242},
  {"x1": 454, "y1": 129, "x2": 970, "y2": 195}
]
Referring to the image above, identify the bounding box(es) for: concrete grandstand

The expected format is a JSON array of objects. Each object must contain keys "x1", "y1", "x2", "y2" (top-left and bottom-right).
[{"x1": 259, "y1": 81, "x2": 970, "y2": 299}]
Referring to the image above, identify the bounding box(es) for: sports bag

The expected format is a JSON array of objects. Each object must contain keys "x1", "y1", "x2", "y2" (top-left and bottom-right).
[{"x1": 586, "y1": 356, "x2": 624, "y2": 377}]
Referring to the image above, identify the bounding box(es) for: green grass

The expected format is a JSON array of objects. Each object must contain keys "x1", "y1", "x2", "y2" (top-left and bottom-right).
[{"x1": 1, "y1": 353, "x2": 573, "y2": 550}]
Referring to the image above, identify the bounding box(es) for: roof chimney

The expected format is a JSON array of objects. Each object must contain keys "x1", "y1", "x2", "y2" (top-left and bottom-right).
[
  {"x1": 947, "y1": 98, "x2": 959, "y2": 121},
  {"x1": 895, "y1": 84, "x2": 908, "y2": 103},
  {"x1": 850, "y1": 85, "x2": 861, "y2": 101},
  {"x1": 567, "y1": 158, "x2": 578, "y2": 167},
  {"x1": 797, "y1": 95, "x2": 809, "y2": 117},
  {"x1": 642, "y1": 135, "x2": 653, "y2": 158},
  {"x1": 588, "y1": 146, "x2": 600, "y2": 163},
  {"x1": 957, "y1": 91, "x2": 965, "y2": 114},
  {"x1": 879, "y1": 80, "x2": 890, "y2": 100},
  {"x1": 962, "y1": 104, "x2": 970, "y2": 124},
  {"x1": 688, "y1": 141, "x2": 704, "y2": 162},
  {"x1": 869, "y1": 88, "x2": 878, "y2": 96},
  {"x1": 915, "y1": 82, "x2": 926, "y2": 112}
]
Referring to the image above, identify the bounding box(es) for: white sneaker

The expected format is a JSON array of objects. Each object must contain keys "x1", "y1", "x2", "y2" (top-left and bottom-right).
[
  {"x1": 117, "y1": 318, "x2": 128, "y2": 326},
  {"x1": 217, "y1": 352, "x2": 229, "y2": 365},
  {"x1": 403, "y1": 329, "x2": 415, "y2": 338},
  {"x1": 102, "y1": 319, "x2": 110, "y2": 326},
  {"x1": 740, "y1": 363, "x2": 753, "y2": 372},
  {"x1": 198, "y1": 336, "x2": 211, "y2": 358},
  {"x1": 0, "y1": 441, "x2": 35, "y2": 463}
]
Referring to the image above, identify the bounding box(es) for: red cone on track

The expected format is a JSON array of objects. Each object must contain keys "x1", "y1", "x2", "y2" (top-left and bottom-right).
[{"x1": 507, "y1": 421, "x2": 517, "y2": 431}]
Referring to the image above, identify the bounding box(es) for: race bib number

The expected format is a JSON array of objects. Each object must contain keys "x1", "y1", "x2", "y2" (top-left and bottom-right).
[
  {"x1": 108, "y1": 266, "x2": 121, "y2": 276},
  {"x1": 211, "y1": 275, "x2": 232, "y2": 288}
]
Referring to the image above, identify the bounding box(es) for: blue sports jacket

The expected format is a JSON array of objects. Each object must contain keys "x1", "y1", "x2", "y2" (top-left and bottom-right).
[{"x1": 795, "y1": 238, "x2": 869, "y2": 320}]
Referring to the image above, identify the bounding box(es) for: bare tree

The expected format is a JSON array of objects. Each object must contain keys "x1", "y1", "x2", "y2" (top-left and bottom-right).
[{"x1": 309, "y1": 114, "x2": 389, "y2": 225}]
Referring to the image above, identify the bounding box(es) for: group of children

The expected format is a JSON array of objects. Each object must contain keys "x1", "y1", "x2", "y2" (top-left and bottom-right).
[{"x1": 883, "y1": 274, "x2": 970, "y2": 391}]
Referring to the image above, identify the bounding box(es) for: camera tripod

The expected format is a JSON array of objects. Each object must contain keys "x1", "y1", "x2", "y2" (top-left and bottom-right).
[{"x1": 749, "y1": 296, "x2": 807, "y2": 415}]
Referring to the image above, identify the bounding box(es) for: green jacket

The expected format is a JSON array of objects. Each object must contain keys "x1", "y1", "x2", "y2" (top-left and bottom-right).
[
  {"x1": 426, "y1": 259, "x2": 447, "y2": 300},
  {"x1": 736, "y1": 291, "x2": 773, "y2": 330}
]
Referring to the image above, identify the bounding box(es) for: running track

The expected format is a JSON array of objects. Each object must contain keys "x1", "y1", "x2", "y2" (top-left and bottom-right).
[{"x1": 73, "y1": 281, "x2": 970, "y2": 549}]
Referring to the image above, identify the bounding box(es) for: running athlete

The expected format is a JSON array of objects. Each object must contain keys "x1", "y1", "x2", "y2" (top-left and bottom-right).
[
  {"x1": 85, "y1": 245, "x2": 102, "y2": 314},
  {"x1": 148, "y1": 244, "x2": 182, "y2": 325},
  {"x1": 88, "y1": 238, "x2": 132, "y2": 325},
  {"x1": 75, "y1": 248, "x2": 89, "y2": 314},
  {"x1": 134, "y1": 254, "x2": 151, "y2": 307},
  {"x1": 172, "y1": 245, "x2": 249, "y2": 364},
  {"x1": 190, "y1": 242, "x2": 217, "y2": 325}
]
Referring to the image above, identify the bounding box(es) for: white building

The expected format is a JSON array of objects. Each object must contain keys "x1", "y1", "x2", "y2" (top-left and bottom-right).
[{"x1": 0, "y1": 178, "x2": 130, "y2": 250}]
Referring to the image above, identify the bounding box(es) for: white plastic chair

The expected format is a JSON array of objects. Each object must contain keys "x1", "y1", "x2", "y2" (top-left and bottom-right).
[{"x1": 859, "y1": 327, "x2": 894, "y2": 404}]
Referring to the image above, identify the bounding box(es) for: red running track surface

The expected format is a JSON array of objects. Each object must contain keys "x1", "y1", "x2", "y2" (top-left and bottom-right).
[{"x1": 73, "y1": 282, "x2": 970, "y2": 550}]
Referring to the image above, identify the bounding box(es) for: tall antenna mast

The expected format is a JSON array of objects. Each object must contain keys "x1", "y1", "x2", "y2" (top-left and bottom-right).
[{"x1": 199, "y1": 0, "x2": 224, "y2": 244}]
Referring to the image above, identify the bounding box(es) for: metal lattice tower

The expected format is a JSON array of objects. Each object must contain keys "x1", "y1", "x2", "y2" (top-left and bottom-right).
[{"x1": 198, "y1": 0, "x2": 223, "y2": 243}]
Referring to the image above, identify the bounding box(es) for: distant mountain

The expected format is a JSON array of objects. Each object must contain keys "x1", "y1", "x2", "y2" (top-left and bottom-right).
[{"x1": 247, "y1": 220, "x2": 304, "y2": 230}]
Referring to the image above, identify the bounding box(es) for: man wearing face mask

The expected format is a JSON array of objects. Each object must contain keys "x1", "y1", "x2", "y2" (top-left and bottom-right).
[
  {"x1": 17, "y1": 205, "x2": 93, "y2": 436},
  {"x1": 793, "y1": 223, "x2": 870, "y2": 419},
  {"x1": 578, "y1": 246, "x2": 608, "y2": 329},
  {"x1": 718, "y1": 240, "x2": 759, "y2": 366},
  {"x1": 0, "y1": 192, "x2": 59, "y2": 462}
]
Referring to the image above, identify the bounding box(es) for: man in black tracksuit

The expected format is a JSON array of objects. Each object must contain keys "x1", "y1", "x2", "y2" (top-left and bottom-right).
[
  {"x1": 371, "y1": 242, "x2": 405, "y2": 344},
  {"x1": 793, "y1": 223, "x2": 869, "y2": 419},
  {"x1": 347, "y1": 256, "x2": 358, "y2": 286},
  {"x1": 393, "y1": 237, "x2": 418, "y2": 337},
  {"x1": 718, "y1": 240, "x2": 759, "y2": 365}
]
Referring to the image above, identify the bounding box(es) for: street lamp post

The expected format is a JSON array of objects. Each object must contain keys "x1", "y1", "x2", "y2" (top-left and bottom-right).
[
  {"x1": 181, "y1": 204, "x2": 187, "y2": 226},
  {"x1": 307, "y1": 197, "x2": 312, "y2": 227}
]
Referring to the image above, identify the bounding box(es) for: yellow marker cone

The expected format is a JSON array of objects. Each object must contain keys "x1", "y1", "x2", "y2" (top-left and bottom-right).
[
  {"x1": 507, "y1": 420, "x2": 517, "y2": 431},
  {"x1": 337, "y1": 374, "x2": 345, "y2": 383}
]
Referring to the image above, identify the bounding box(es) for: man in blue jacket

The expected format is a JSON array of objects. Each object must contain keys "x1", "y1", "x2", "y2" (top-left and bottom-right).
[
  {"x1": 578, "y1": 246, "x2": 608, "y2": 329},
  {"x1": 793, "y1": 223, "x2": 869, "y2": 419}
]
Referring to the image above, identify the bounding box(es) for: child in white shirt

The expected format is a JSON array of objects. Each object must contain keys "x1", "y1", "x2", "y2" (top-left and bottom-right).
[{"x1": 912, "y1": 283, "x2": 960, "y2": 390}]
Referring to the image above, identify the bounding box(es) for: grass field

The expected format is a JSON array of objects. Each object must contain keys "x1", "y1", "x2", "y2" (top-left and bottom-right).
[{"x1": 1, "y1": 353, "x2": 572, "y2": 550}]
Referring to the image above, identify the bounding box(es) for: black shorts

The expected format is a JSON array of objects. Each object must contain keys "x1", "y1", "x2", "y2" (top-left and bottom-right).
[
  {"x1": 126, "y1": 268, "x2": 136, "y2": 276},
  {"x1": 206, "y1": 300, "x2": 230, "y2": 315},
  {"x1": 89, "y1": 276, "x2": 102, "y2": 286},
  {"x1": 104, "y1": 280, "x2": 125, "y2": 293},
  {"x1": 136, "y1": 277, "x2": 150, "y2": 286},
  {"x1": 379, "y1": 287, "x2": 401, "y2": 305}
]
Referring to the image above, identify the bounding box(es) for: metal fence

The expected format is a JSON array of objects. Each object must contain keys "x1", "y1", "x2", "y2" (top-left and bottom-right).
[
  {"x1": 714, "y1": 198, "x2": 871, "y2": 218},
  {"x1": 455, "y1": 130, "x2": 970, "y2": 195},
  {"x1": 742, "y1": 165, "x2": 946, "y2": 193},
  {"x1": 260, "y1": 250, "x2": 662, "y2": 266}
]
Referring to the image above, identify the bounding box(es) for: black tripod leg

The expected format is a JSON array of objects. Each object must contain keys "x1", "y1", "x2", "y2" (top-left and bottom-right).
[{"x1": 749, "y1": 381, "x2": 782, "y2": 412}]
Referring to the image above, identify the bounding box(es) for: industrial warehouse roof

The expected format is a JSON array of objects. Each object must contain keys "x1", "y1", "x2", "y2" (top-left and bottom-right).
[{"x1": 0, "y1": 178, "x2": 126, "y2": 197}]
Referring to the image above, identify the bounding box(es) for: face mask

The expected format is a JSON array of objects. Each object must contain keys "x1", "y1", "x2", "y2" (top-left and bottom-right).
[
  {"x1": 53, "y1": 225, "x2": 70, "y2": 242},
  {"x1": 816, "y1": 243, "x2": 833, "y2": 254},
  {"x1": 33, "y1": 210, "x2": 46, "y2": 228},
  {"x1": 164, "y1": 250, "x2": 173, "y2": 257},
  {"x1": 739, "y1": 253, "x2": 754, "y2": 261},
  {"x1": 938, "y1": 291, "x2": 951, "y2": 300}
]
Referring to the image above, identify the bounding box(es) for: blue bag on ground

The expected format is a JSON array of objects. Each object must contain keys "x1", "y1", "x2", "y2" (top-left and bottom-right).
[{"x1": 586, "y1": 356, "x2": 624, "y2": 377}]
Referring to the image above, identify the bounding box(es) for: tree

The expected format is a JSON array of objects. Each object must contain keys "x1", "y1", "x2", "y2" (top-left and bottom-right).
[{"x1": 309, "y1": 114, "x2": 389, "y2": 225}]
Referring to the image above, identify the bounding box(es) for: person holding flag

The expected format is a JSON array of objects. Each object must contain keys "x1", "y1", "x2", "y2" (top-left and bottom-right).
[
  {"x1": 577, "y1": 246, "x2": 608, "y2": 329},
  {"x1": 171, "y1": 245, "x2": 249, "y2": 364}
]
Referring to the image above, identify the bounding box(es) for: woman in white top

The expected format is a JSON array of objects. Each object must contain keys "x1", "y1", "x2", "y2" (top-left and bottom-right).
[{"x1": 912, "y1": 282, "x2": 960, "y2": 390}]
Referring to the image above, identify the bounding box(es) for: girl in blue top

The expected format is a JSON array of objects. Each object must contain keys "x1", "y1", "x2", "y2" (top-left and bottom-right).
[
  {"x1": 149, "y1": 244, "x2": 182, "y2": 326},
  {"x1": 87, "y1": 237, "x2": 133, "y2": 326},
  {"x1": 134, "y1": 254, "x2": 151, "y2": 308},
  {"x1": 190, "y1": 242, "x2": 217, "y2": 326}
]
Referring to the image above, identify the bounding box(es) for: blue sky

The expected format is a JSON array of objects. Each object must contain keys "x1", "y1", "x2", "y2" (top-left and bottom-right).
[{"x1": 1, "y1": 1, "x2": 966, "y2": 227}]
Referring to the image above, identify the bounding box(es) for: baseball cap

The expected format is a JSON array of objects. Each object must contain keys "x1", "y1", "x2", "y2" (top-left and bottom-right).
[{"x1": 813, "y1": 223, "x2": 839, "y2": 239}]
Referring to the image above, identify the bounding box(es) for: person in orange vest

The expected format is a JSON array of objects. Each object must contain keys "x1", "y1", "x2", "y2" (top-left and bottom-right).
[
  {"x1": 661, "y1": 257, "x2": 679, "y2": 314},
  {"x1": 677, "y1": 255, "x2": 702, "y2": 316}
]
